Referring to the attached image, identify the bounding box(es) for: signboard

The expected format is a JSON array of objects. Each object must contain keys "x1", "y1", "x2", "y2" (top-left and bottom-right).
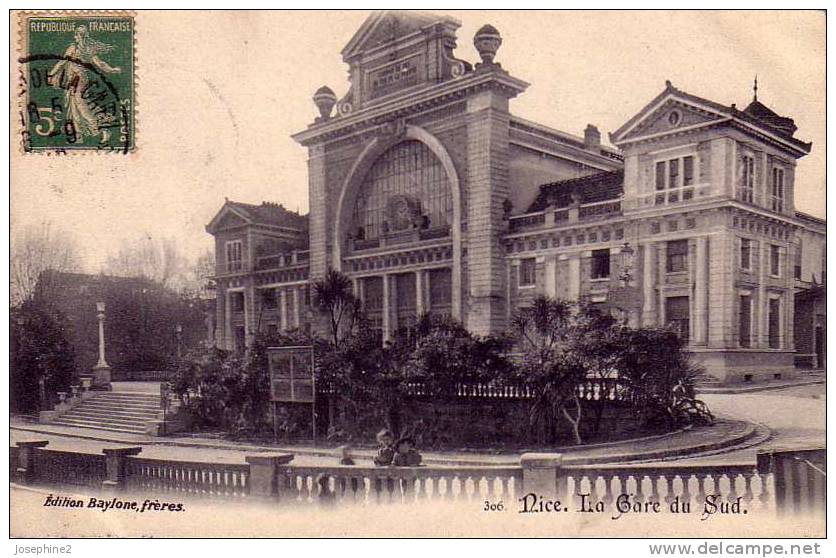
[
  {"x1": 267, "y1": 346, "x2": 314, "y2": 403},
  {"x1": 367, "y1": 56, "x2": 421, "y2": 99}
]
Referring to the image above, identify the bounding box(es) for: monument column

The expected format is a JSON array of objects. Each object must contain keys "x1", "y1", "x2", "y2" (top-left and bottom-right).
[{"x1": 92, "y1": 302, "x2": 112, "y2": 390}]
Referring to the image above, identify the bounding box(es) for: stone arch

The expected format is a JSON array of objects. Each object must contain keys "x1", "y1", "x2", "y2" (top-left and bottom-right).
[{"x1": 333, "y1": 124, "x2": 462, "y2": 319}]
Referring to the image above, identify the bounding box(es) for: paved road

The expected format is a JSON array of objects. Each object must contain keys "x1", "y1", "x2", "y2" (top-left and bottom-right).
[{"x1": 670, "y1": 382, "x2": 826, "y2": 464}]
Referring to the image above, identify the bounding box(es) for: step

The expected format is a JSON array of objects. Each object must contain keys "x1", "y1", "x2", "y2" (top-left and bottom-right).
[
  {"x1": 61, "y1": 412, "x2": 158, "y2": 426},
  {"x1": 94, "y1": 391, "x2": 160, "y2": 401},
  {"x1": 51, "y1": 418, "x2": 148, "y2": 433},
  {"x1": 65, "y1": 408, "x2": 161, "y2": 420},
  {"x1": 79, "y1": 400, "x2": 161, "y2": 410},
  {"x1": 92, "y1": 395, "x2": 160, "y2": 403}
]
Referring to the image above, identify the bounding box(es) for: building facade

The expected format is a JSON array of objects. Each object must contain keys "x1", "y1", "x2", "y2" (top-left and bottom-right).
[{"x1": 208, "y1": 11, "x2": 825, "y2": 383}]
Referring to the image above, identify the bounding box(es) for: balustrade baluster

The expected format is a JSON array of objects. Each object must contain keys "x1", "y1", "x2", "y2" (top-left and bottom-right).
[
  {"x1": 695, "y1": 473, "x2": 709, "y2": 507},
  {"x1": 661, "y1": 475, "x2": 674, "y2": 505}
]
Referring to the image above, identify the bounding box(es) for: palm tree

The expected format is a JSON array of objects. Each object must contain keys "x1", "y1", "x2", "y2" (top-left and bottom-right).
[{"x1": 313, "y1": 269, "x2": 360, "y2": 348}]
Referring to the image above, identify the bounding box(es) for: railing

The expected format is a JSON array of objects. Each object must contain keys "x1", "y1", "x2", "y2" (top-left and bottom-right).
[
  {"x1": 10, "y1": 442, "x2": 824, "y2": 519},
  {"x1": 34, "y1": 448, "x2": 108, "y2": 488},
  {"x1": 562, "y1": 463, "x2": 773, "y2": 514},
  {"x1": 508, "y1": 212, "x2": 546, "y2": 232},
  {"x1": 256, "y1": 250, "x2": 311, "y2": 271},
  {"x1": 125, "y1": 457, "x2": 250, "y2": 498},
  {"x1": 578, "y1": 200, "x2": 622, "y2": 221},
  {"x1": 388, "y1": 378, "x2": 629, "y2": 402},
  {"x1": 279, "y1": 465, "x2": 522, "y2": 506},
  {"x1": 757, "y1": 447, "x2": 826, "y2": 516}
]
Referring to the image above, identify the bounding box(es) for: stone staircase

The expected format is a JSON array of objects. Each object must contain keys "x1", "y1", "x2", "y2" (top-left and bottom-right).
[{"x1": 51, "y1": 391, "x2": 162, "y2": 434}]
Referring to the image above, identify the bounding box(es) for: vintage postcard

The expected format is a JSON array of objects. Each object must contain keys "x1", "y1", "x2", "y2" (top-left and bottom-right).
[{"x1": 8, "y1": 9, "x2": 826, "y2": 544}]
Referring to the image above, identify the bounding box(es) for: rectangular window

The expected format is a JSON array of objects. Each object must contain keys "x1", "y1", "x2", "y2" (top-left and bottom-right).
[
  {"x1": 655, "y1": 162, "x2": 666, "y2": 191},
  {"x1": 591, "y1": 249, "x2": 611, "y2": 280},
  {"x1": 768, "y1": 297, "x2": 781, "y2": 349},
  {"x1": 739, "y1": 294, "x2": 752, "y2": 347},
  {"x1": 740, "y1": 238, "x2": 751, "y2": 270},
  {"x1": 226, "y1": 240, "x2": 243, "y2": 272},
  {"x1": 261, "y1": 289, "x2": 277, "y2": 309},
  {"x1": 770, "y1": 244, "x2": 781, "y2": 276},
  {"x1": 740, "y1": 155, "x2": 755, "y2": 203},
  {"x1": 363, "y1": 277, "x2": 384, "y2": 344},
  {"x1": 666, "y1": 296, "x2": 690, "y2": 344},
  {"x1": 771, "y1": 167, "x2": 785, "y2": 212},
  {"x1": 683, "y1": 156, "x2": 694, "y2": 186},
  {"x1": 668, "y1": 159, "x2": 679, "y2": 189},
  {"x1": 395, "y1": 273, "x2": 417, "y2": 330},
  {"x1": 519, "y1": 258, "x2": 537, "y2": 287},
  {"x1": 428, "y1": 268, "x2": 452, "y2": 316},
  {"x1": 794, "y1": 239, "x2": 803, "y2": 280},
  {"x1": 666, "y1": 239, "x2": 689, "y2": 273},
  {"x1": 230, "y1": 291, "x2": 245, "y2": 313}
]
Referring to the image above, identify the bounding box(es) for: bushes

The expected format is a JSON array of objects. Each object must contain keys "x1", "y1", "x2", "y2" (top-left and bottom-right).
[{"x1": 174, "y1": 271, "x2": 711, "y2": 448}]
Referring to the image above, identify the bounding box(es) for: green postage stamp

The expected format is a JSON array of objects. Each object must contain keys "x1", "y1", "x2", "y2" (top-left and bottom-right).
[{"x1": 19, "y1": 13, "x2": 135, "y2": 153}]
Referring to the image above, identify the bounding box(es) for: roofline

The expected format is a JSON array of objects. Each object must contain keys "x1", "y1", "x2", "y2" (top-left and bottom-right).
[
  {"x1": 611, "y1": 84, "x2": 811, "y2": 156},
  {"x1": 795, "y1": 210, "x2": 827, "y2": 228}
]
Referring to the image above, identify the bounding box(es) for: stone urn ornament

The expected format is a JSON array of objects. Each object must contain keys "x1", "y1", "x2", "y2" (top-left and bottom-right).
[
  {"x1": 474, "y1": 24, "x2": 502, "y2": 66},
  {"x1": 313, "y1": 85, "x2": 337, "y2": 122}
]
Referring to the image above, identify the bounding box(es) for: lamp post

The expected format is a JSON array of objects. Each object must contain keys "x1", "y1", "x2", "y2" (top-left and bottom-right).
[
  {"x1": 91, "y1": 301, "x2": 112, "y2": 390},
  {"x1": 175, "y1": 324, "x2": 183, "y2": 360}
]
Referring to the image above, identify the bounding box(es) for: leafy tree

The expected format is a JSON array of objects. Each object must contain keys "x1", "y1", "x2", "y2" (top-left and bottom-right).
[
  {"x1": 512, "y1": 297, "x2": 619, "y2": 445},
  {"x1": 10, "y1": 300, "x2": 76, "y2": 414}
]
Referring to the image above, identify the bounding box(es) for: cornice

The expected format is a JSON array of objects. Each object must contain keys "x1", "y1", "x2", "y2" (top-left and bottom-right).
[{"x1": 292, "y1": 69, "x2": 529, "y2": 146}]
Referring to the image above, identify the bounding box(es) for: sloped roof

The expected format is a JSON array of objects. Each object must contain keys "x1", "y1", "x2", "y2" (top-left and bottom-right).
[
  {"x1": 527, "y1": 170, "x2": 624, "y2": 213},
  {"x1": 206, "y1": 200, "x2": 308, "y2": 234},
  {"x1": 611, "y1": 82, "x2": 811, "y2": 155}
]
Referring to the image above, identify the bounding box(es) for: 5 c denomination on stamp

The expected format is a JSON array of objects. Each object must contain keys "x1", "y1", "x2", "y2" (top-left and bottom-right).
[{"x1": 18, "y1": 13, "x2": 135, "y2": 153}]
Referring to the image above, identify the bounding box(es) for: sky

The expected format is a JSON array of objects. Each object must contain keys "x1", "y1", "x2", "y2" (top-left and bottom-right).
[{"x1": 11, "y1": 10, "x2": 826, "y2": 272}]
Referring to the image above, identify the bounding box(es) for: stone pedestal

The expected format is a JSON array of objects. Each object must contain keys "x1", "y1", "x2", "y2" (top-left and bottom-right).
[
  {"x1": 520, "y1": 452, "x2": 564, "y2": 501},
  {"x1": 245, "y1": 453, "x2": 295, "y2": 500},
  {"x1": 15, "y1": 440, "x2": 49, "y2": 482},
  {"x1": 91, "y1": 365, "x2": 112, "y2": 391},
  {"x1": 102, "y1": 447, "x2": 143, "y2": 492}
]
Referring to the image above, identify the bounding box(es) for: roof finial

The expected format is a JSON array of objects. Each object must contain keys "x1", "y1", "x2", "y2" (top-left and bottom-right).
[{"x1": 753, "y1": 75, "x2": 758, "y2": 102}]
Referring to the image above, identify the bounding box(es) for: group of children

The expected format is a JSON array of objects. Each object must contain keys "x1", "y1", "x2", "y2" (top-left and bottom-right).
[{"x1": 337, "y1": 428, "x2": 423, "y2": 467}]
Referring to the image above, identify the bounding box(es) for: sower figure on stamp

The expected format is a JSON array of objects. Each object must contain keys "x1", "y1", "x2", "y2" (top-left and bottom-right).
[{"x1": 48, "y1": 25, "x2": 121, "y2": 145}]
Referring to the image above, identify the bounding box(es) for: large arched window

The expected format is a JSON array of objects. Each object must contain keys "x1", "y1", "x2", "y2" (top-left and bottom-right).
[{"x1": 351, "y1": 140, "x2": 452, "y2": 241}]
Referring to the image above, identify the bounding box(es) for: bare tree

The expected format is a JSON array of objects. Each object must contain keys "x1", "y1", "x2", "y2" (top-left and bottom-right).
[
  {"x1": 11, "y1": 222, "x2": 83, "y2": 306},
  {"x1": 103, "y1": 235, "x2": 188, "y2": 289}
]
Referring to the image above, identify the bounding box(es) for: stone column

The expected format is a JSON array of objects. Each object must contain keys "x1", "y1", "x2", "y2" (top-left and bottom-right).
[
  {"x1": 465, "y1": 90, "x2": 512, "y2": 336},
  {"x1": 520, "y1": 453, "x2": 565, "y2": 502},
  {"x1": 293, "y1": 287, "x2": 301, "y2": 329},
  {"x1": 415, "y1": 270, "x2": 425, "y2": 316},
  {"x1": 657, "y1": 242, "x2": 667, "y2": 326},
  {"x1": 382, "y1": 274, "x2": 391, "y2": 343},
  {"x1": 544, "y1": 256, "x2": 557, "y2": 298},
  {"x1": 92, "y1": 302, "x2": 111, "y2": 390},
  {"x1": 245, "y1": 453, "x2": 295, "y2": 500},
  {"x1": 279, "y1": 289, "x2": 287, "y2": 331},
  {"x1": 757, "y1": 240, "x2": 767, "y2": 348},
  {"x1": 307, "y1": 143, "x2": 328, "y2": 279},
  {"x1": 642, "y1": 243, "x2": 657, "y2": 327},
  {"x1": 224, "y1": 291, "x2": 233, "y2": 351},
  {"x1": 693, "y1": 236, "x2": 709, "y2": 345},
  {"x1": 567, "y1": 255, "x2": 581, "y2": 301},
  {"x1": 102, "y1": 447, "x2": 143, "y2": 492}
]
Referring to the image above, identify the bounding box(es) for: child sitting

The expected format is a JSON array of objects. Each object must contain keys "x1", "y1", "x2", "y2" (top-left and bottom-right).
[
  {"x1": 392, "y1": 437, "x2": 422, "y2": 466},
  {"x1": 373, "y1": 429, "x2": 395, "y2": 466}
]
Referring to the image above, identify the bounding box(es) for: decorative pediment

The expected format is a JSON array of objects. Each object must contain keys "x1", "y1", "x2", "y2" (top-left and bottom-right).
[
  {"x1": 206, "y1": 204, "x2": 250, "y2": 234},
  {"x1": 617, "y1": 98, "x2": 725, "y2": 142},
  {"x1": 342, "y1": 11, "x2": 454, "y2": 61}
]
